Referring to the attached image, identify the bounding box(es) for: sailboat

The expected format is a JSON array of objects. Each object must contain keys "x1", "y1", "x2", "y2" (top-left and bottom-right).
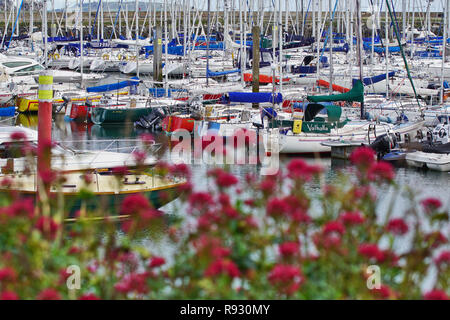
[{"x1": 0, "y1": 126, "x2": 186, "y2": 213}]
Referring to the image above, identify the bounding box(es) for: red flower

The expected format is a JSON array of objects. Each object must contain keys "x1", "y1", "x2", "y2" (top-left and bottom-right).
[
  {"x1": 244, "y1": 216, "x2": 258, "y2": 228},
  {"x1": 68, "y1": 246, "x2": 81, "y2": 255},
  {"x1": 59, "y1": 268, "x2": 72, "y2": 284},
  {"x1": 349, "y1": 146, "x2": 375, "y2": 167},
  {"x1": 371, "y1": 284, "x2": 394, "y2": 299},
  {"x1": 79, "y1": 293, "x2": 101, "y2": 300},
  {"x1": 4, "y1": 198, "x2": 34, "y2": 218},
  {"x1": 223, "y1": 206, "x2": 239, "y2": 219},
  {"x1": 386, "y1": 218, "x2": 409, "y2": 235},
  {"x1": 367, "y1": 161, "x2": 395, "y2": 182},
  {"x1": 139, "y1": 208, "x2": 163, "y2": 221},
  {"x1": 279, "y1": 241, "x2": 300, "y2": 257},
  {"x1": 425, "y1": 232, "x2": 448, "y2": 249},
  {"x1": 259, "y1": 177, "x2": 276, "y2": 195},
  {"x1": 290, "y1": 209, "x2": 312, "y2": 224},
  {"x1": 140, "y1": 133, "x2": 154, "y2": 145},
  {"x1": 148, "y1": 257, "x2": 166, "y2": 268},
  {"x1": 340, "y1": 211, "x2": 365, "y2": 225},
  {"x1": 204, "y1": 259, "x2": 240, "y2": 278},
  {"x1": 0, "y1": 291, "x2": 19, "y2": 300},
  {"x1": 208, "y1": 168, "x2": 238, "y2": 188},
  {"x1": 434, "y1": 251, "x2": 450, "y2": 267},
  {"x1": 323, "y1": 221, "x2": 345, "y2": 235},
  {"x1": 287, "y1": 159, "x2": 322, "y2": 181},
  {"x1": 358, "y1": 243, "x2": 385, "y2": 263},
  {"x1": 121, "y1": 193, "x2": 151, "y2": 215},
  {"x1": 218, "y1": 193, "x2": 230, "y2": 207},
  {"x1": 114, "y1": 273, "x2": 150, "y2": 294},
  {"x1": 268, "y1": 264, "x2": 303, "y2": 295},
  {"x1": 211, "y1": 246, "x2": 231, "y2": 258},
  {"x1": 244, "y1": 199, "x2": 255, "y2": 207},
  {"x1": 188, "y1": 192, "x2": 214, "y2": 211},
  {"x1": 266, "y1": 197, "x2": 291, "y2": 217},
  {"x1": 112, "y1": 165, "x2": 129, "y2": 176},
  {"x1": 35, "y1": 216, "x2": 59, "y2": 239},
  {"x1": 169, "y1": 163, "x2": 191, "y2": 178},
  {"x1": 132, "y1": 150, "x2": 147, "y2": 164},
  {"x1": 421, "y1": 198, "x2": 443, "y2": 213},
  {"x1": 39, "y1": 169, "x2": 57, "y2": 184},
  {"x1": 423, "y1": 289, "x2": 449, "y2": 300},
  {"x1": 177, "y1": 182, "x2": 192, "y2": 194},
  {"x1": 37, "y1": 288, "x2": 61, "y2": 300},
  {"x1": 10, "y1": 131, "x2": 27, "y2": 141},
  {"x1": 0, "y1": 267, "x2": 16, "y2": 282}
]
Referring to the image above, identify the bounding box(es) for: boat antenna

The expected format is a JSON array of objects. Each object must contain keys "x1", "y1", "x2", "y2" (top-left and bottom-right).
[{"x1": 355, "y1": 0, "x2": 365, "y2": 119}]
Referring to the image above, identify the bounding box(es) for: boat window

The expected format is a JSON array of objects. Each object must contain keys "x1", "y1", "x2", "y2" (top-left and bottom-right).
[
  {"x1": 262, "y1": 52, "x2": 272, "y2": 62},
  {"x1": 2, "y1": 61, "x2": 31, "y2": 68},
  {"x1": 13, "y1": 64, "x2": 44, "y2": 75}
]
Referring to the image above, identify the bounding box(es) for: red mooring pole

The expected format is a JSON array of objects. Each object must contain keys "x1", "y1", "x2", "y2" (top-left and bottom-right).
[{"x1": 37, "y1": 70, "x2": 53, "y2": 202}]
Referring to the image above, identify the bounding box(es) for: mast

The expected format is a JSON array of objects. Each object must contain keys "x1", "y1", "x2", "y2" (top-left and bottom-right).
[
  {"x1": 206, "y1": 0, "x2": 210, "y2": 86},
  {"x1": 278, "y1": 0, "x2": 282, "y2": 94},
  {"x1": 411, "y1": 0, "x2": 415, "y2": 58},
  {"x1": 441, "y1": 0, "x2": 449, "y2": 104},
  {"x1": 329, "y1": 0, "x2": 333, "y2": 94},
  {"x1": 239, "y1": 0, "x2": 244, "y2": 87},
  {"x1": 385, "y1": 0, "x2": 389, "y2": 99},
  {"x1": 402, "y1": 0, "x2": 406, "y2": 40},
  {"x1": 355, "y1": 0, "x2": 364, "y2": 119},
  {"x1": 44, "y1": 0, "x2": 48, "y2": 68},
  {"x1": 317, "y1": 0, "x2": 321, "y2": 85},
  {"x1": 89, "y1": 0, "x2": 91, "y2": 35},
  {"x1": 164, "y1": 0, "x2": 168, "y2": 96},
  {"x1": 136, "y1": 0, "x2": 139, "y2": 78},
  {"x1": 30, "y1": 0, "x2": 34, "y2": 35},
  {"x1": 80, "y1": 0, "x2": 84, "y2": 88}
]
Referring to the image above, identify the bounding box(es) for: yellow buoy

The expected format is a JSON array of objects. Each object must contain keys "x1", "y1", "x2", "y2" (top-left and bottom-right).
[{"x1": 293, "y1": 120, "x2": 302, "y2": 134}]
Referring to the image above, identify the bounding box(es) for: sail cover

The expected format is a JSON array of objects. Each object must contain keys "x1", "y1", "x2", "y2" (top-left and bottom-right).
[
  {"x1": 352, "y1": 71, "x2": 396, "y2": 86},
  {"x1": 206, "y1": 69, "x2": 241, "y2": 77},
  {"x1": 86, "y1": 77, "x2": 139, "y2": 93},
  {"x1": 307, "y1": 80, "x2": 364, "y2": 103},
  {"x1": 223, "y1": 92, "x2": 283, "y2": 104}
]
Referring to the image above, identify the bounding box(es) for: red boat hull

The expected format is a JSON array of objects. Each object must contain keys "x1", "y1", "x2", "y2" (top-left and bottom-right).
[{"x1": 162, "y1": 116, "x2": 196, "y2": 133}]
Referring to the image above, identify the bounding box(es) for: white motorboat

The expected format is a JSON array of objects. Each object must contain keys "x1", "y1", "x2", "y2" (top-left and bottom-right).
[{"x1": 406, "y1": 123, "x2": 450, "y2": 171}]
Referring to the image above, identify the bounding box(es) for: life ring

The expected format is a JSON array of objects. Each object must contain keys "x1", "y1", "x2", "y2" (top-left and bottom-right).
[
  {"x1": 53, "y1": 53, "x2": 60, "y2": 60},
  {"x1": 102, "y1": 53, "x2": 110, "y2": 61},
  {"x1": 118, "y1": 53, "x2": 127, "y2": 61}
]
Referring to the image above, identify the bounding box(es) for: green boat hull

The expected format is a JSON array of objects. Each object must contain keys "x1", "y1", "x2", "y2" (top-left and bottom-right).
[{"x1": 91, "y1": 107, "x2": 152, "y2": 124}]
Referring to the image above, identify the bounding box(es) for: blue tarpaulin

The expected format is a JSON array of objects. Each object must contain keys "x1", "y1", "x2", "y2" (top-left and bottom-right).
[
  {"x1": 224, "y1": 92, "x2": 283, "y2": 104},
  {"x1": 86, "y1": 77, "x2": 139, "y2": 93},
  {"x1": 206, "y1": 69, "x2": 241, "y2": 77},
  {"x1": 352, "y1": 71, "x2": 396, "y2": 86},
  {"x1": 363, "y1": 42, "x2": 401, "y2": 54}
]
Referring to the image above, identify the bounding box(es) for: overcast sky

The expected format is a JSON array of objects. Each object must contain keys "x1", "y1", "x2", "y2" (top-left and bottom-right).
[{"x1": 52, "y1": 0, "x2": 444, "y2": 12}]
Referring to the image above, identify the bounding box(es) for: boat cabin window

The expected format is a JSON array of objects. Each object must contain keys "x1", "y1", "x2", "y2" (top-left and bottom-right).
[
  {"x1": 262, "y1": 52, "x2": 272, "y2": 63},
  {"x1": 13, "y1": 64, "x2": 44, "y2": 75},
  {"x1": 2, "y1": 61, "x2": 31, "y2": 68},
  {"x1": 437, "y1": 115, "x2": 449, "y2": 124}
]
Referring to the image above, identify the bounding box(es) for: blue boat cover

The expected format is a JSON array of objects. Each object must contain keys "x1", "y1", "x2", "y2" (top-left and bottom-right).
[
  {"x1": 206, "y1": 69, "x2": 241, "y2": 77},
  {"x1": 86, "y1": 77, "x2": 139, "y2": 93},
  {"x1": 224, "y1": 92, "x2": 283, "y2": 104},
  {"x1": 363, "y1": 42, "x2": 401, "y2": 54},
  {"x1": 0, "y1": 107, "x2": 16, "y2": 116},
  {"x1": 352, "y1": 71, "x2": 396, "y2": 86},
  {"x1": 262, "y1": 107, "x2": 277, "y2": 119}
]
